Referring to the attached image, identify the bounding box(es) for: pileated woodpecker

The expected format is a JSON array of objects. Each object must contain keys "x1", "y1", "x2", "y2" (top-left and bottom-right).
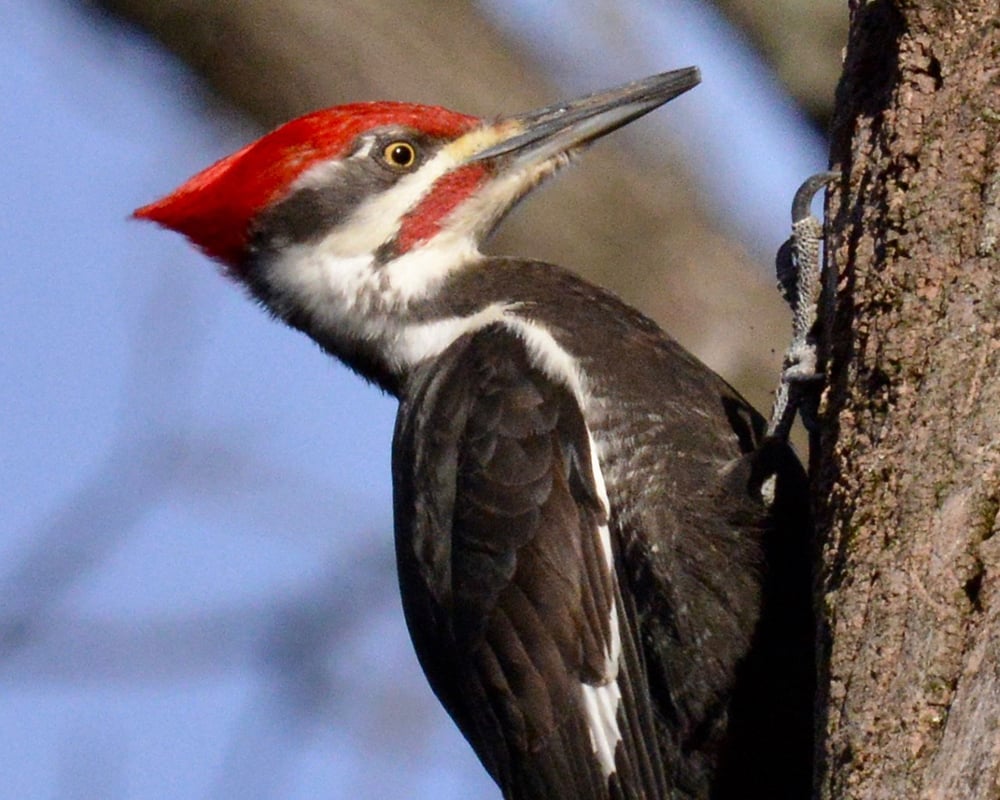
[{"x1": 136, "y1": 69, "x2": 813, "y2": 799}]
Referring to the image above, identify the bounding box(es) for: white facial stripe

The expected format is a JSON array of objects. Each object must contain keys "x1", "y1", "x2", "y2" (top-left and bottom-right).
[
  {"x1": 352, "y1": 136, "x2": 375, "y2": 159},
  {"x1": 288, "y1": 121, "x2": 533, "y2": 262},
  {"x1": 381, "y1": 232, "x2": 480, "y2": 305},
  {"x1": 293, "y1": 145, "x2": 463, "y2": 260},
  {"x1": 272, "y1": 123, "x2": 575, "y2": 325},
  {"x1": 263, "y1": 241, "x2": 488, "y2": 395},
  {"x1": 377, "y1": 156, "x2": 569, "y2": 304}
]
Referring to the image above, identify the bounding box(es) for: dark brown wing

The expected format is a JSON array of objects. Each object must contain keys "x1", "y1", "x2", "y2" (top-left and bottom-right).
[{"x1": 392, "y1": 324, "x2": 668, "y2": 799}]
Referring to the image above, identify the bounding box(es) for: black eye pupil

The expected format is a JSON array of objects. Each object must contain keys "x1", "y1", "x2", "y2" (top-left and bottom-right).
[{"x1": 390, "y1": 144, "x2": 413, "y2": 165}]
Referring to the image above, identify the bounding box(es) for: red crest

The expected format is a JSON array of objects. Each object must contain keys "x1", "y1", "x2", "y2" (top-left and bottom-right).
[{"x1": 134, "y1": 102, "x2": 479, "y2": 268}]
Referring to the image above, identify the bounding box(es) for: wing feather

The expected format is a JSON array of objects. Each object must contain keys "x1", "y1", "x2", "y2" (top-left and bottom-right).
[{"x1": 393, "y1": 324, "x2": 668, "y2": 799}]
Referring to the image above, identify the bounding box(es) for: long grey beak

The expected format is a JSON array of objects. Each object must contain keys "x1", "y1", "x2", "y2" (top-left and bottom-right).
[{"x1": 471, "y1": 67, "x2": 700, "y2": 164}]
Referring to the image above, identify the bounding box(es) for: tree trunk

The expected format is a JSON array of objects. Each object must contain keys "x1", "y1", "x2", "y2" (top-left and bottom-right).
[{"x1": 817, "y1": 1, "x2": 1000, "y2": 797}]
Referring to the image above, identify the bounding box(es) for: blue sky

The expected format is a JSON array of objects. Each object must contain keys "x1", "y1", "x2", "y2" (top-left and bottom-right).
[{"x1": 0, "y1": 1, "x2": 826, "y2": 797}]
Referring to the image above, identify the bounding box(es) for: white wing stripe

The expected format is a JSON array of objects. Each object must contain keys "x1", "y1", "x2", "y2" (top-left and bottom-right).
[
  {"x1": 503, "y1": 318, "x2": 624, "y2": 777},
  {"x1": 399, "y1": 309, "x2": 625, "y2": 776},
  {"x1": 581, "y1": 590, "x2": 623, "y2": 778}
]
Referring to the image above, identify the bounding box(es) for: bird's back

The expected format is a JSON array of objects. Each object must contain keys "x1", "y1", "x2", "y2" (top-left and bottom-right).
[{"x1": 394, "y1": 259, "x2": 813, "y2": 799}]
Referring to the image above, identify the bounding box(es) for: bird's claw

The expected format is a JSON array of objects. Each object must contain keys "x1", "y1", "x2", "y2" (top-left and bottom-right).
[{"x1": 766, "y1": 171, "x2": 838, "y2": 441}]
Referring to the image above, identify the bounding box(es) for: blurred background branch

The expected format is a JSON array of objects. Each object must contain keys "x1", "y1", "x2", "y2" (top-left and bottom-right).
[{"x1": 712, "y1": 0, "x2": 844, "y2": 127}]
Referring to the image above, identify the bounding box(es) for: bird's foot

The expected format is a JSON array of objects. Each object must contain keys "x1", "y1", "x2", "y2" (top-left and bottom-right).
[{"x1": 766, "y1": 172, "x2": 839, "y2": 442}]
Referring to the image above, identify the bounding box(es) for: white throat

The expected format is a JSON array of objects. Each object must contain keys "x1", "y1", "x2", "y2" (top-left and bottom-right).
[
  {"x1": 263, "y1": 228, "x2": 482, "y2": 371},
  {"x1": 258, "y1": 138, "x2": 571, "y2": 381}
]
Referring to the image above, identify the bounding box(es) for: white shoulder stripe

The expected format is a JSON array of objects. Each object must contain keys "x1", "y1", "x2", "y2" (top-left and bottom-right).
[
  {"x1": 505, "y1": 318, "x2": 588, "y2": 407},
  {"x1": 392, "y1": 303, "x2": 512, "y2": 367},
  {"x1": 398, "y1": 309, "x2": 625, "y2": 776},
  {"x1": 392, "y1": 308, "x2": 593, "y2": 401}
]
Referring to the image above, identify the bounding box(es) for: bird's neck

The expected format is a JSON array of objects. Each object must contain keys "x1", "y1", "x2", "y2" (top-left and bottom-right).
[{"x1": 242, "y1": 232, "x2": 516, "y2": 395}]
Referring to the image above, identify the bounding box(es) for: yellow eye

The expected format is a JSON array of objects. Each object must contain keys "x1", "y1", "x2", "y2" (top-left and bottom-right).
[{"x1": 382, "y1": 141, "x2": 417, "y2": 169}]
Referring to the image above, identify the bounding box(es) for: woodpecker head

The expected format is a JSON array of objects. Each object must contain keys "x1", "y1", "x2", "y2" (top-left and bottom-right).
[{"x1": 136, "y1": 68, "x2": 699, "y2": 390}]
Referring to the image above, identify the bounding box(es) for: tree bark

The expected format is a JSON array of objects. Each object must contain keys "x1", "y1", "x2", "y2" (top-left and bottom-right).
[{"x1": 818, "y1": 1, "x2": 1000, "y2": 797}]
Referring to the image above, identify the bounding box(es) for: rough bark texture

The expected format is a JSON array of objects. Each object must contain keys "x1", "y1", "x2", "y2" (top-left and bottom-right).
[
  {"x1": 93, "y1": 0, "x2": 791, "y2": 407},
  {"x1": 818, "y1": 1, "x2": 1000, "y2": 797}
]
